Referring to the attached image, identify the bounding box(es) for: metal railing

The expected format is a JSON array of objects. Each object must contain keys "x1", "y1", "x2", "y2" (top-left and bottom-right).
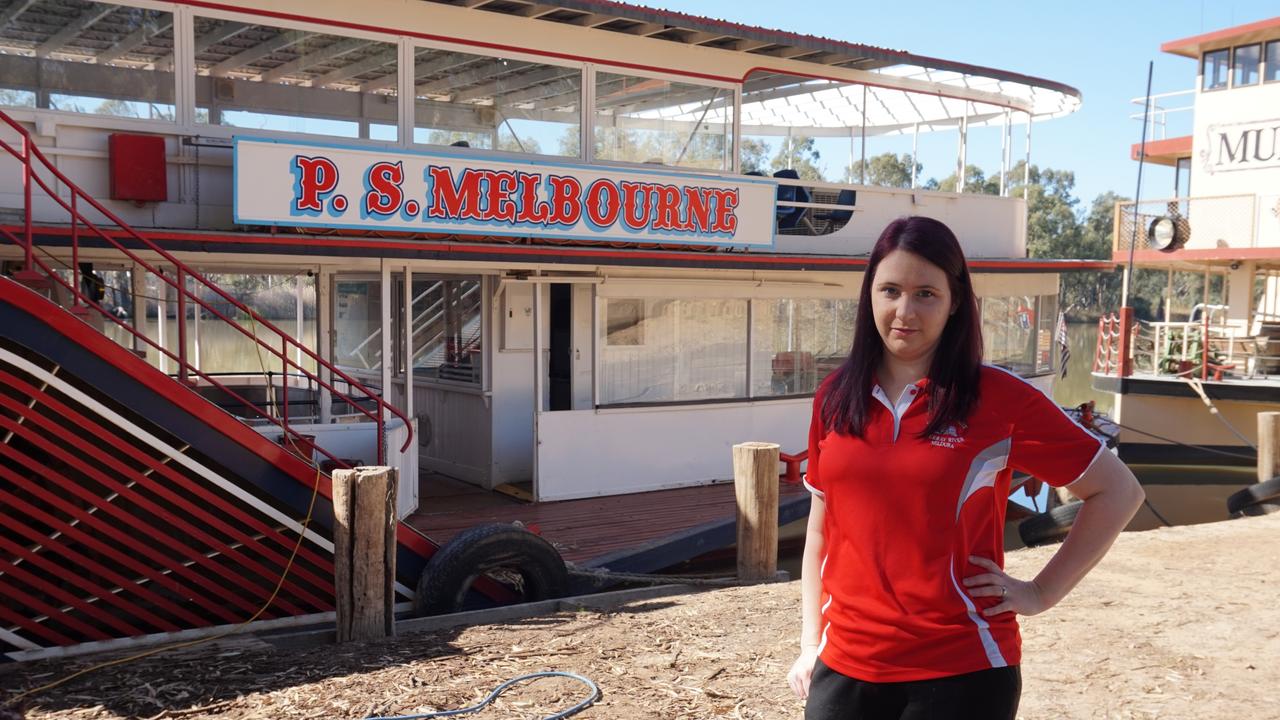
[
  {"x1": 1129, "y1": 89, "x2": 1195, "y2": 141},
  {"x1": 1095, "y1": 311, "x2": 1280, "y2": 381},
  {"x1": 0, "y1": 109, "x2": 412, "y2": 466},
  {"x1": 1113, "y1": 194, "x2": 1256, "y2": 253}
]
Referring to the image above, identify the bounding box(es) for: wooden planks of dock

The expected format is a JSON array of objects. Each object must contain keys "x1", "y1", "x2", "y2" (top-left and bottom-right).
[{"x1": 405, "y1": 474, "x2": 812, "y2": 572}]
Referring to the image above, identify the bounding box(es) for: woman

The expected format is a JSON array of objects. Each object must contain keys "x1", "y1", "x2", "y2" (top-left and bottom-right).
[{"x1": 787, "y1": 217, "x2": 1144, "y2": 719}]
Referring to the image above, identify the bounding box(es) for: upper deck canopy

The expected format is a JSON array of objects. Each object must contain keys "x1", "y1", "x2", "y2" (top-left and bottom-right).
[
  {"x1": 422, "y1": 0, "x2": 1082, "y2": 133},
  {"x1": 0, "y1": 0, "x2": 1081, "y2": 140}
]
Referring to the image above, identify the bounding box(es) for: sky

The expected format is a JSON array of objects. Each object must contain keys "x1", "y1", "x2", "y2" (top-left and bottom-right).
[{"x1": 659, "y1": 0, "x2": 1278, "y2": 209}]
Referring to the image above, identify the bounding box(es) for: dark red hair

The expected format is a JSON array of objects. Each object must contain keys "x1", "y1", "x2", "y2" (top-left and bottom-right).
[{"x1": 820, "y1": 216, "x2": 983, "y2": 439}]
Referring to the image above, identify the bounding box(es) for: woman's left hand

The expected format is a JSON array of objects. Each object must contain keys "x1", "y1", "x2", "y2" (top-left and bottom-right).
[{"x1": 963, "y1": 556, "x2": 1051, "y2": 617}]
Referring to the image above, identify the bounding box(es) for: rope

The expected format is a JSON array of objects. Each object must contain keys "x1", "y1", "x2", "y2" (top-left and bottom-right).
[
  {"x1": 366, "y1": 671, "x2": 600, "y2": 720},
  {"x1": 1112, "y1": 419, "x2": 1256, "y2": 460},
  {"x1": 1177, "y1": 375, "x2": 1257, "y2": 449}
]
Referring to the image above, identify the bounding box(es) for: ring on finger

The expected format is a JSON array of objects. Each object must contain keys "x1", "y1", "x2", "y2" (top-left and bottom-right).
[{"x1": 1000, "y1": 585, "x2": 1007, "y2": 598}]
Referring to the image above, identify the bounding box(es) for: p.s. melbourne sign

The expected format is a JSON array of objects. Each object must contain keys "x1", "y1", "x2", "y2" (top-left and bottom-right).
[
  {"x1": 1202, "y1": 118, "x2": 1280, "y2": 174},
  {"x1": 233, "y1": 137, "x2": 776, "y2": 248}
]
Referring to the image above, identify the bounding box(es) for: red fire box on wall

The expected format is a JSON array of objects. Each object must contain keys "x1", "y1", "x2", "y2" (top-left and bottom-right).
[{"x1": 108, "y1": 133, "x2": 167, "y2": 203}]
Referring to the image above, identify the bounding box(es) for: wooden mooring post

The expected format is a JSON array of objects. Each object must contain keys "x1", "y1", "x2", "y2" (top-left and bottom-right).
[
  {"x1": 332, "y1": 466, "x2": 397, "y2": 643},
  {"x1": 1260, "y1": 413, "x2": 1280, "y2": 483},
  {"x1": 733, "y1": 442, "x2": 780, "y2": 582}
]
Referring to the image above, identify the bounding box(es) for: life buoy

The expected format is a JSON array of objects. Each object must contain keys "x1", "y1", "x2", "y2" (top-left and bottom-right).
[{"x1": 413, "y1": 523, "x2": 569, "y2": 617}]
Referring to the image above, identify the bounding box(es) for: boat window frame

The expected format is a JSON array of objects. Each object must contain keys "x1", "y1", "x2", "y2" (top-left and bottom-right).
[
  {"x1": 1265, "y1": 40, "x2": 1280, "y2": 84},
  {"x1": 0, "y1": 0, "x2": 182, "y2": 128},
  {"x1": 584, "y1": 62, "x2": 741, "y2": 175},
  {"x1": 183, "y1": 4, "x2": 409, "y2": 146},
  {"x1": 405, "y1": 36, "x2": 588, "y2": 160},
  {"x1": 591, "y1": 285, "x2": 857, "y2": 409},
  {"x1": 1202, "y1": 48, "x2": 1230, "y2": 92},
  {"x1": 1232, "y1": 43, "x2": 1262, "y2": 88}
]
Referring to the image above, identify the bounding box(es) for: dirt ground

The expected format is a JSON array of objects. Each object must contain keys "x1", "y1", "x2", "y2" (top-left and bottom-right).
[{"x1": 4, "y1": 512, "x2": 1279, "y2": 720}]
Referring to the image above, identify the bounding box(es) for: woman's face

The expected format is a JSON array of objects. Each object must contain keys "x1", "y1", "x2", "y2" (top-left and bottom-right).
[{"x1": 870, "y1": 249, "x2": 956, "y2": 367}]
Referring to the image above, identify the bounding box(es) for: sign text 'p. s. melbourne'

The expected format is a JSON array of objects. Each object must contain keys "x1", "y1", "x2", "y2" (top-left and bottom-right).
[{"x1": 235, "y1": 138, "x2": 775, "y2": 248}]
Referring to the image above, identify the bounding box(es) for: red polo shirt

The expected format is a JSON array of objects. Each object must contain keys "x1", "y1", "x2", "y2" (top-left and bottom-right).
[{"x1": 804, "y1": 364, "x2": 1105, "y2": 682}]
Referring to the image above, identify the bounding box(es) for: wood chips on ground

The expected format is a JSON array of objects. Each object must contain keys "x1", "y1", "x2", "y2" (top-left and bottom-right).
[{"x1": 3, "y1": 513, "x2": 1279, "y2": 719}]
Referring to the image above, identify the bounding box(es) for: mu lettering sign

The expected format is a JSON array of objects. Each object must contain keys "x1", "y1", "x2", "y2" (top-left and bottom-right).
[
  {"x1": 234, "y1": 137, "x2": 776, "y2": 248},
  {"x1": 1203, "y1": 118, "x2": 1280, "y2": 174}
]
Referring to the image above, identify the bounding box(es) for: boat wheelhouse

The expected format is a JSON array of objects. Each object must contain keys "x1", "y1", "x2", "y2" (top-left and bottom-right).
[
  {"x1": 1092, "y1": 16, "x2": 1280, "y2": 521},
  {"x1": 1090, "y1": 18, "x2": 1280, "y2": 466},
  {"x1": 0, "y1": 0, "x2": 1098, "y2": 660}
]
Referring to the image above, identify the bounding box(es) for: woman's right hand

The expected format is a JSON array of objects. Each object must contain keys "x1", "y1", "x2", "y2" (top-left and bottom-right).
[{"x1": 787, "y1": 645, "x2": 820, "y2": 699}]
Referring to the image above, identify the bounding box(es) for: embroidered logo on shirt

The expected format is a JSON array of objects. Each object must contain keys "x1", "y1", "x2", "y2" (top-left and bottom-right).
[{"x1": 929, "y1": 421, "x2": 967, "y2": 449}]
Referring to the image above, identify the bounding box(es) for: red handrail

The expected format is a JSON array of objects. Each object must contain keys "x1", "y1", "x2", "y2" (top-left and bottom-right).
[{"x1": 0, "y1": 110, "x2": 411, "y2": 465}]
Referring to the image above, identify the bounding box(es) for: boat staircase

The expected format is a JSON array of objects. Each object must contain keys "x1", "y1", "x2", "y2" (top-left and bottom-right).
[{"x1": 0, "y1": 110, "x2": 455, "y2": 662}]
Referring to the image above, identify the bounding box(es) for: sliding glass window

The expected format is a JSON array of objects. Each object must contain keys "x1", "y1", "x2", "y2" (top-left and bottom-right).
[
  {"x1": 1234, "y1": 44, "x2": 1261, "y2": 87},
  {"x1": 751, "y1": 298, "x2": 857, "y2": 397},
  {"x1": 0, "y1": 1, "x2": 175, "y2": 120},
  {"x1": 1202, "y1": 49, "x2": 1229, "y2": 91},
  {"x1": 598, "y1": 295, "x2": 855, "y2": 407},
  {"x1": 412, "y1": 46, "x2": 581, "y2": 156},
  {"x1": 409, "y1": 277, "x2": 483, "y2": 386},
  {"x1": 599, "y1": 297, "x2": 747, "y2": 404},
  {"x1": 593, "y1": 71, "x2": 733, "y2": 171},
  {"x1": 193, "y1": 17, "x2": 398, "y2": 140}
]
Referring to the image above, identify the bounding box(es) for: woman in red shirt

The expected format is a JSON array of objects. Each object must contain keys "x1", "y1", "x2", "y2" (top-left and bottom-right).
[{"x1": 787, "y1": 217, "x2": 1144, "y2": 719}]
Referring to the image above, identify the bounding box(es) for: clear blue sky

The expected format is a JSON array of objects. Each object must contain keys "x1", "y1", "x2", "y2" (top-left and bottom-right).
[{"x1": 661, "y1": 0, "x2": 1278, "y2": 210}]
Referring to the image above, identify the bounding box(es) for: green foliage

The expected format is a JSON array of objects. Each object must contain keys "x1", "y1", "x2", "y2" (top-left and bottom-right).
[
  {"x1": 770, "y1": 135, "x2": 824, "y2": 181},
  {"x1": 740, "y1": 137, "x2": 771, "y2": 175},
  {"x1": 843, "y1": 152, "x2": 920, "y2": 188},
  {"x1": 924, "y1": 164, "x2": 1001, "y2": 195}
]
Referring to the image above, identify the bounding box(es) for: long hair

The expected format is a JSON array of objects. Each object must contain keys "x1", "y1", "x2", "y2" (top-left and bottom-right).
[{"x1": 820, "y1": 216, "x2": 983, "y2": 439}]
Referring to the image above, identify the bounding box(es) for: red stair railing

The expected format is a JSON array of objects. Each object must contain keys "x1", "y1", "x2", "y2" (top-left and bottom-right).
[{"x1": 0, "y1": 110, "x2": 411, "y2": 468}]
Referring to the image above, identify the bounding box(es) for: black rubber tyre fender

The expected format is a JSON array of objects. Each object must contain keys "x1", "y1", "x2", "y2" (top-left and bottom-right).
[
  {"x1": 1018, "y1": 501, "x2": 1083, "y2": 548},
  {"x1": 414, "y1": 523, "x2": 568, "y2": 617},
  {"x1": 1226, "y1": 476, "x2": 1280, "y2": 516},
  {"x1": 1233, "y1": 502, "x2": 1280, "y2": 518}
]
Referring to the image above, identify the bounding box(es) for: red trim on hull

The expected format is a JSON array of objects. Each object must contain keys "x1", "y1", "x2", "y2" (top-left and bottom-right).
[
  {"x1": 8, "y1": 225, "x2": 1116, "y2": 272},
  {"x1": 0, "y1": 369, "x2": 336, "y2": 589},
  {"x1": 0, "y1": 480, "x2": 202, "y2": 629},
  {"x1": 1114, "y1": 248, "x2": 1280, "y2": 264},
  {"x1": 0, "y1": 552, "x2": 145, "y2": 640},
  {"x1": 0, "y1": 601, "x2": 75, "y2": 648},
  {"x1": 0, "y1": 531, "x2": 172, "y2": 636},
  {"x1": 0, "y1": 435, "x2": 263, "y2": 623},
  {"x1": 0, "y1": 381, "x2": 334, "y2": 611}
]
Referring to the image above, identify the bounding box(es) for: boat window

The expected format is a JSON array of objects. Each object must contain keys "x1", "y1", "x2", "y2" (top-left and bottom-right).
[
  {"x1": 1202, "y1": 49, "x2": 1229, "y2": 91},
  {"x1": 409, "y1": 277, "x2": 483, "y2": 385},
  {"x1": 750, "y1": 298, "x2": 857, "y2": 397},
  {"x1": 412, "y1": 47, "x2": 581, "y2": 157},
  {"x1": 194, "y1": 271, "x2": 319, "y2": 375},
  {"x1": 1234, "y1": 44, "x2": 1261, "y2": 87},
  {"x1": 334, "y1": 279, "x2": 384, "y2": 373},
  {"x1": 1035, "y1": 293, "x2": 1058, "y2": 375},
  {"x1": 982, "y1": 294, "x2": 1041, "y2": 376},
  {"x1": 1266, "y1": 41, "x2": 1280, "y2": 84},
  {"x1": 598, "y1": 298, "x2": 747, "y2": 404},
  {"x1": 0, "y1": 1, "x2": 175, "y2": 120},
  {"x1": 192, "y1": 17, "x2": 398, "y2": 140},
  {"x1": 593, "y1": 71, "x2": 733, "y2": 171}
]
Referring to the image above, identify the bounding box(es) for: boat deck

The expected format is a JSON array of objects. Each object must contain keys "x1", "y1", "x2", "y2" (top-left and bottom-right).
[{"x1": 406, "y1": 472, "x2": 813, "y2": 573}]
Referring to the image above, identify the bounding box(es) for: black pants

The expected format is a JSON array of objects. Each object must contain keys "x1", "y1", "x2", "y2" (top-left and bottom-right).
[{"x1": 804, "y1": 658, "x2": 1021, "y2": 720}]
